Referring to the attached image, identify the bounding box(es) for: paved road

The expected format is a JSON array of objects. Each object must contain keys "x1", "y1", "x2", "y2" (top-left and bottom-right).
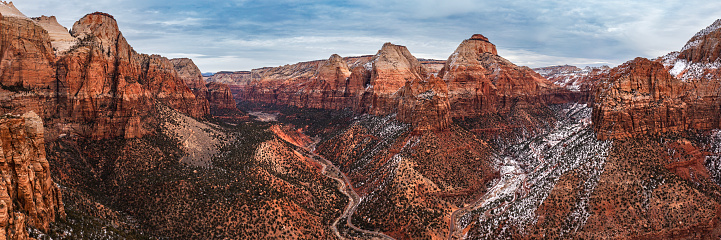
[{"x1": 299, "y1": 143, "x2": 395, "y2": 240}]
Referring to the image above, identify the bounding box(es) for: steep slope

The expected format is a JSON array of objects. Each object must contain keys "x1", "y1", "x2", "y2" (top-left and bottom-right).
[
  {"x1": 440, "y1": 35, "x2": 582, "y2": 140},
  {"x1": 594, "y1": 19, "x2": 721, "y2": 140},
  {"x1": 453, "y1": 104, "x2": 721, "y2": 239},
  {"x1": 0, "y1": 7, "x2": 212, "y2": 140},
  {"x1": 171, "y1": 58, "x2": 240, "y2": 115},
  {"x1": 0, "y1": 112, "x2": 65, "y2": 239},
  {"x1": 316, "y1": 115, "x2": 496, "y2": 239},
  {"x1": 31, "y1": 15, "x2": 77, "y2": 55},
  {"x1": 53, "y1": 12, "x2": 209, "y2": 139},
  {"x1": 438, "y1": 34, "x2": 551, "y2": 117}
]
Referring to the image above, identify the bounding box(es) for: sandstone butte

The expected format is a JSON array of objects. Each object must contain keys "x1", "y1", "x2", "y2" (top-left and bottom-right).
[
  {"x1": 212, "y1": 34, "x2": 580, "y2": 132},
  {"x1": 0, "y1": 8, "x2": 236, "y2": 140},
  {"x1": 0, "y1": 112, "x2": 65, "y2": 240},
  {"x1": 593, "y1": 19, "x2": 721, "y2": 140}
]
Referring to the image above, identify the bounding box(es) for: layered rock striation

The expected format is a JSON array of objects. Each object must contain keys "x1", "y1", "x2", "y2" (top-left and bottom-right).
[
  {"x1": 221, "y1": 35, "x2": 581, "y2": 132},
  {"x1": 171, "y1": 58, "x2": 240, "y2": 114},
  {"x1": 438, "y1": 34, "x2": 556, "y2": 117},
  {"x1": 0, "y1": 112, "x2": 65, "y2": 239},
  {"x1": 593, "y1": 19, "x2": 721, "y2": 140},
  {"x1": 0, "y1": 8, "x2": 213, "y2": 140}
]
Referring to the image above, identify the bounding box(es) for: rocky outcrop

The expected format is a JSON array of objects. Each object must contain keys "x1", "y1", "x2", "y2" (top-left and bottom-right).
[
  {"x1": 0, "y1": 112, "x2": 65, "y2": 239},
  {"x1": 0, "y1": 13, "x2": 55, "y2": 90},
  {"x1": 593, "y1": 19, "x2": 721, "y2": 140},
  {"x1": 31, "y1": 15, "x2": 77, "y2": 55},
  {"x1": 54, "y1": 13, "x2": 208, "y2": 139},
  {"x1": 0, "y1": 9, "x2": 212, "y2": 140},
  {"x1": 360, "y1": 43, "x2": 429, "y2": 116},
  {"x1": 397, "y1": 76, "x2": 450, "y2": 131},
  {"x1": 678, "y1": 19, "x2": 721, "y2": 63},
  {"x1": 0, "y1": 1, "x2": 26, "y2": 19},
  {"x1": 170, "y1": 58, "x2": 209, "y2": 92},
  {"x1": 438, "y1": 34, "x2": 555, "y2": 118},
  {"x1": 592, "y1": 58, "x2": 690, "y2": 140},
  {"x1": 171, "y1": 58, "x2": 241, "y2": 114}
]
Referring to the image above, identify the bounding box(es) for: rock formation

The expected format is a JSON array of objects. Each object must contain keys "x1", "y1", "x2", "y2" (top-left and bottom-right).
[
  {"x1": 0, "y1": 112, "x2": 64, "y2": 239},
  {"x1": 53, "y1": 12, "x2": 208, "y2": 139},
  {"x1": 0, "y1": 1, "x2": 26, "y2": 19},
  {"x1": 0, "y1": 7, "x2": 213, "y2": 140},
  {"x1": 171, "y1": 57, "x2": 242, "y2": 115},
  {"x1": 593, "y1": 19, "x2": 721, "y2": 140},
  {"x1": 31, "y1": 15, "x2": 77, "y2": 55},
  {"x1": 358, "y1": 43, "x2": 429, "y2": 116},
  {"x1": 397, "y1": 76, "x2": 451, "y2": 131},
  {"x1": 592, "y1": 58, "x2": 690, "y2": 140},
  {"x1": 0, "y1": 12, "x2": 55, "y2": 91},
  {"x1": 438, "y1": 34, "x2": 554, "y2": 117},
  {"x1": 534, "y1": 65, "x2": 610, "y2": 93}
]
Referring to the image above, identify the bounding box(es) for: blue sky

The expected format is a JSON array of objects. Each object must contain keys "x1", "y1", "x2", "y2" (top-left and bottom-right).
[{"x1": 14, "y1": 0, "x2": 721, "y2": 72}]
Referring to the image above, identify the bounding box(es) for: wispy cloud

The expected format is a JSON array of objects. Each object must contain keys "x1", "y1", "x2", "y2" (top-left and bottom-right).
[{"x1": 11, "y1": 0, "x2": 721, "y2": 72}]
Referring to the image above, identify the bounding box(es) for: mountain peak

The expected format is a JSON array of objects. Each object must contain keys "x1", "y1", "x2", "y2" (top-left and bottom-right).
[
  {"x1": 470, "y1": 34, "x2": 490, "y2": 42},
  {"x1": 0, "y1": 1, "x2": 28, "y2": 19},
  {"x1": 678, "y1": 19, "x2": 721, "y2": 62}
]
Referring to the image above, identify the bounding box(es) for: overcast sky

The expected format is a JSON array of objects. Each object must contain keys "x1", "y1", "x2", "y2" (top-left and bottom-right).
[{"x1": 13, "y1": 0, "x2": 721, "y2": 73}]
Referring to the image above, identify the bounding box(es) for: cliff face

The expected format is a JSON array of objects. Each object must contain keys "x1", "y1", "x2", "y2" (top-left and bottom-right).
[
  {"x1": 31, "y1": 15, "x2": 77, "y2": 55},
  {"x1": 54, "y1": 13, "x2": 208, "y2": 139},
  {"x1": 438, "y1": 34, "x2": 556, "y2": 117},
  {"x1": 396, "y1": 76, "x2": 451, "y2": 131},
  {"x1": 219, "y1": 35, "x2": 582, "y2": 133},
  {"x1": 593, "y1": 19, "x2": 721, "y2": 140},
  {"x1": 0, "y1": 14, "x2": 55, "y2": 90},
  {"x1": 0, "y1": 112, "x2": 64, "y2": 239},
  {"x1": 592, "y1": 58, "x2": 692, "y2": 140},
  {"x1": 171, "y1": 57, "x2": 241, "y2": 114},
  {"x1": 0, "y1": 10, "x2": 212, "y2": 140}
]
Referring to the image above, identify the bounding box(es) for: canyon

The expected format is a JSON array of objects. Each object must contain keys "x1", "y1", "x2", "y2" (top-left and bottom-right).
[{"x1": 1, "y1": 1, "x2": 721, "y2": 239}]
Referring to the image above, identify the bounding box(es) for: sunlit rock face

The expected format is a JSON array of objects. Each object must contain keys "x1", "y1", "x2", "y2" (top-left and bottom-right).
[
  {"x1": 0, "y1": 112, "x2": 65, "y2": 240},
  {"x1": 594, "y1": 19, "x2": 721, "y2": 140},
  {"x1": 0, "y1": 9, "x2": 212, "y2": 140}
]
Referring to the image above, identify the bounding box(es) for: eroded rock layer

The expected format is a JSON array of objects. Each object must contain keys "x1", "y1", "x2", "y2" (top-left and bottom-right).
[
  {"x1": 0, "y1": 10, "x2": 213, "y2": 140},
  {"x1": 593, "y1": 19, "x2": 721, "y2": 140},
  {"x1": 0, "y1": 112, "x2": 64, "y2": 240},
  {"x1": 171, "y1": 58, "x2": 238, "y2": 115}
]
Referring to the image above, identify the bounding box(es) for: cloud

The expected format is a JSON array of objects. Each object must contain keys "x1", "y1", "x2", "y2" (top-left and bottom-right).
[{"x1": 10, "y1": 0, "x2": 721, "y2": 72}]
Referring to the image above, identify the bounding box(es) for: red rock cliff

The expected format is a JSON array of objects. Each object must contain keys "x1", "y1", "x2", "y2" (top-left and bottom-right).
[
  {"x1": 0, "y1": 10, "x2": 211, "y2": 140},
  {"x1": 438, "y1": 34, "x2": 555, "y2": 117},
  {"x1": 171, "y1": 57, "x2": 241, "y2": 114},
  {"x1": 593, "y1": 19, "x2": 721, "y2": 140},
  {"x1": 0, "y1": 112, "x2": 65, "y2": 239}
]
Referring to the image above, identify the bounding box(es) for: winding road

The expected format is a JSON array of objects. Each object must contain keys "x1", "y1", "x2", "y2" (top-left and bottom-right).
[{"x1": 299, "y1": 142, "x2": 395, "y2": 240}]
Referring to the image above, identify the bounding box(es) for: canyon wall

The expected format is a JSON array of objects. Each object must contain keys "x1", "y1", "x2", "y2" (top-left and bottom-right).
[
  {"x1": 0, "y1": 112, "x2": 65, "y2": 239},
  {"x1": 0, "y1": 10, "x2": 219, "y2": 140},
  {"x1": 217, "y1": 35, "x2": 580, "y2": 132},
  {"x1": 171, "y1": 58, "x2": 238, "y2": 114},
  {"x1": 593, "y1": 20, "x2": 721, "y2": 140}
]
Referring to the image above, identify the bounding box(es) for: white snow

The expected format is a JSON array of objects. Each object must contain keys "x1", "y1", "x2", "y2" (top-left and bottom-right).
[
  {"x1": 459, "y1": 103, "x2": 612, "y2": 238},
  {"x1": 669, "y1": 60, "x2": 688, "y2": 77}
]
